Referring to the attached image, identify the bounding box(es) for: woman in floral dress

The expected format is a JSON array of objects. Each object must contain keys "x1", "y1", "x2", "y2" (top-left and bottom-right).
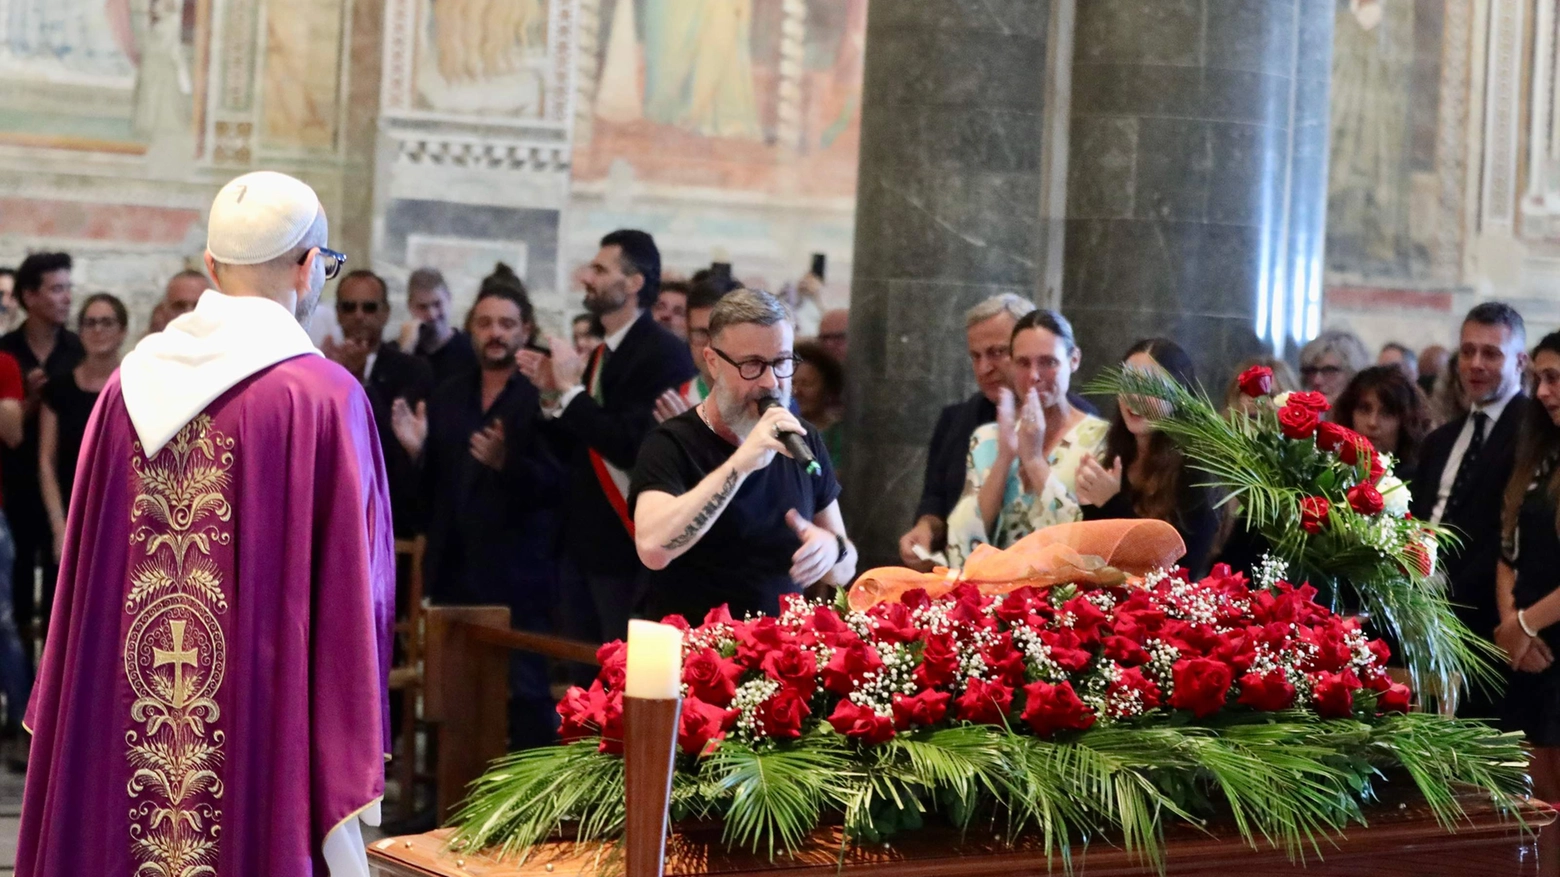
[{"x1": 945, "y1": 310, "x2": 1108, "y2": 567}]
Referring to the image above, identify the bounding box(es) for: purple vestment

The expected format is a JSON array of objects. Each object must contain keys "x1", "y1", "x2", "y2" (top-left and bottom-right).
[{"x1": 17, "y1": 355, "x2": 395, "y2": 876}]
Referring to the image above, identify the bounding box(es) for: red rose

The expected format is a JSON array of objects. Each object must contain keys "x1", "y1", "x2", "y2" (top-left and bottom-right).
[
  {"x1": 1338, "y1": 432, "x2": 1374, "y2": 467},
  {"x1": 1367, "y1": 638, "x2": 1392, "y2": 667},
  {"x1": 1236, "y1": 670, "x2": 1295, "y2": 711},
  {"x1": 983, "y1": 632, "x2": 1029, "y2": 686},
  {"x1": 1369, "y1": 453, "x2": 1386, "y2": 483},
  {"x1": 761, "y1": 644, "x2": 819, "y2": 699},
  {"x1": 1310, "y1": 670, "x2": 1360, "y2": 718},
  {"x1": 755, "y1": 686, "x2": 811, "y2": 739},
  {"x1": 557, "y1": 684, "x2": 600, "y2": 743},
  {"x1": 683, "y1": 647, "x2": 743, "y2": 706},
  {"x1": 1040, "y1": 629, "x2": 1093, "y2": 672},
  {"x1": 1169, "y1": 657, "x2": 1234, "y2": 718},
  {"x1": 892, "y1": 689, "x2": 952, "y2": 729},
  {"x1": 802, "y1": 605, "x2": 855, "y2": 649},
  {"x1": 827, "y1": 699, "x2": 895, "y2": 745},
  {"x1": 914, "y1": 632, "x2": 960, "y2": 689},
  {"x1": 658, "y1": 614, "x2": 691, "y2": 631},
  {"x1": 1403, "y1": 539, "x2": 1434, "y2": 577},
  {"x1": 596, "y1": 641, "x2": 627, "y2": 691},
  {"x1": 1299, "y1": 496, "x2": 1330, "y2": 534},
  {"x1": 1278, "y1": 404, "x2": 1320, "y2": 440},
  {"x1": 869, "y1": 602, "x2": 921, "y2": 644},
  {"x1": 1107, "y1": 666, "x2": 1163, "y2": 712},
  {"x1": 1315, "y1": 421, "x2": 1352, "y2": 453},
  {"x1": 1238, "y1": 365, "x2": 1274, "y2": 397},
  {"x1": 1346, "y1": 482, "x2": 1385, "y2": 516},
  {"x1": 702, "y1": 605, "x2": 735, "y2": 627},
  {"x1": 900, "y1": 588, "x2": 933, "y2": 612},
  {"x1": 955, "y1": 677, "x2": 1014, "y2": 725},
  {"x1": 1021, "y1": 681, "x2": 1097, "y2": 736},
  {"x1": 678, "y1": 696, "x2": 736, "y2": 756},
  {"x1": 1287, "y1": 391, "x2": 1331, "y2": 413},
  {"x1": 735, "y1": 617, "x2": 787, "y2": 666},
  {"x1": 821, "y1": 643, "x2": 884, "y2": 695},
  {"x1": 1061, "y1": 595, "x2": 1110, "y2": 642},
  {"x1": 1377, "y1": 681, "x2": 1412, "y2": 714},
  {"x1": 1102, "y1": 635, "x2": 1150, "y2": 666}
]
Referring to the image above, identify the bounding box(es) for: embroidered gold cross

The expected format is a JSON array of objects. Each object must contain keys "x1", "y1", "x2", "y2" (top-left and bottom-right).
[{"x1": 154, "y1": 620, "x2": 200, "y2": 708}]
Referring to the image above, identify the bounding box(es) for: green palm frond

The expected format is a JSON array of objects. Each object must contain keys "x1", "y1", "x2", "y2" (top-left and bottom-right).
[
  {"x1": 706, "y1": 735, "x2": 857, "y2": 859},
  {"x1": 447, "y1": 740, "x2": 625, "y2": 863}
]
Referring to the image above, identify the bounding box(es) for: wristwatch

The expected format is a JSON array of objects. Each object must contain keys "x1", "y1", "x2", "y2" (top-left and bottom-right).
[{"x1": 835, "y1": 533, "x2": 848, "y2": 567}]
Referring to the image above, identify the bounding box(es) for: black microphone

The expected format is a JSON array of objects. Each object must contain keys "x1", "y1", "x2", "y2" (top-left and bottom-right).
[{"x1": 756, "y1": 396, "x2": 822, "y2": 476}]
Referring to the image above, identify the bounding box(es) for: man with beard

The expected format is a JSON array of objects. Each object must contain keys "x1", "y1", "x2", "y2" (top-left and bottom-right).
[
  {"x1": 518, "y1": 230, "x2": 694, "y2": 646},
  {"x1": 18, "y1": 171, "x2": 392, "y2": 876},
  {"x1": 629, "y1": 289, "x2": 855, "y2": 623},
  {"x1": 328, "y1": 269, "x2": 433, "y2": 538},
  {"x1": 392, "y1": 285, "x2": 563, "y2": 749}
]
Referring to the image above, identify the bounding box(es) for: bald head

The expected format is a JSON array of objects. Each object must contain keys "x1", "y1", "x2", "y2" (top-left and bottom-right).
[
  {"x1": 818, "y1": 308, "x2": 849, "y2": 363},
  {"x1": 163, "y1": 270, "x2": 207, "y2": 320}
]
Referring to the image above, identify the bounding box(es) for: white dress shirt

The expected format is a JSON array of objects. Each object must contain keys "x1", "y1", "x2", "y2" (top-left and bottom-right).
[
  {"x1": 1430, "y1": 386, "x2": 1520, "y2": 523},
  {"x1": 543, "y1": 310, "x2": 641, "y2": 418}
]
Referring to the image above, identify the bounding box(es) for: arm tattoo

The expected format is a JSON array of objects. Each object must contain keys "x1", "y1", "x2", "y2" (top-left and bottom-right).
[{"x1": 663, "y1": 468, "x2": 740, "y2": 551}]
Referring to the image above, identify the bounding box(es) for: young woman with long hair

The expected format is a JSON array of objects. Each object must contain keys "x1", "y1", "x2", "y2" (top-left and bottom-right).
[
  {"x1": 1495, "y1": 331, "x2": 1560, "y2": 877},
  {"x1": 1332, "y1": 365, "x2": 1434, "y2": 483},
  {"x1": 1075, "y1": 338, "x2": 1220, "y2": 578}
]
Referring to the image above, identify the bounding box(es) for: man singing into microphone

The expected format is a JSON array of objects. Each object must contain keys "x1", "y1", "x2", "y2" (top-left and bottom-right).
[{"x1": 630, "y1": 288, "x2": 856, "y2": 622}]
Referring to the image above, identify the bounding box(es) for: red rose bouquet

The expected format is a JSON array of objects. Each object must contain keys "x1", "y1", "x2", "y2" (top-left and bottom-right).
[
  {"x1": 452, "y1": 573, "x2": 1525, "y2": 865},
  {"x1": 1088, "y1": 368, "x2": 1488, "y2": 701}
]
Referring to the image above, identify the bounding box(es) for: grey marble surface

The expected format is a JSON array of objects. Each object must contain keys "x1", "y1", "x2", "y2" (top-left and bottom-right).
[{"x1": 842, "y1": 0, "x2": 1053, "y2": 568}]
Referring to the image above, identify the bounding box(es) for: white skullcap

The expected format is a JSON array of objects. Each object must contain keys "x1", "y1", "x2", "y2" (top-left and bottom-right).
[{"x1": 206, "y1": 171, "x2": 322, "y2": 266}]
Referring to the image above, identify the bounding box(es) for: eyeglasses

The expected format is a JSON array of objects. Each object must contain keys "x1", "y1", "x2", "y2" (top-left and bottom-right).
[
  {"x1": 300, "y1": 246, "x2": 347, "y2": 280},
  {"x1": 1300, "y1": 365, "x2": 1344, "y2": 379},
  {"x1": 337, "y1": 300, "x2": 382, "y2": 315},
  {"x1": 80, "y1": 317, "x2": 123, "y2": 331},
  {"x1": 711, "y1": 347, "x2": 802, "y2": 380}
]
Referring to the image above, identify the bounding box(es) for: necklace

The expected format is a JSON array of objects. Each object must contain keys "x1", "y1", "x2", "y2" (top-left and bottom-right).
[{"x1": 697, "y1": 401, "x2": 714, "y2": 431}]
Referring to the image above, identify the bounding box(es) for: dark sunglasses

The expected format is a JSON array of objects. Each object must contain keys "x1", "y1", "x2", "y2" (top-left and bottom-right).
[
  {"x1": 336, "y1": 300, "x2": 382, "y2": 315},
  {"x1": 299, "y1": 246, "x2": 347, "y2": 280}
]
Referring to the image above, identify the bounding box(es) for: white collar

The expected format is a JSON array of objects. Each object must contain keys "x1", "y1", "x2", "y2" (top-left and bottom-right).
[
  {"x1": 120, "y1": 290, "x2": 320, "y2": 456},
  {"x1": 602, "y1": 310, "x2": 642, "y2": 353},
  {"x1": 1472, "y1": 385, "x2": 1520, "y2": 425}
]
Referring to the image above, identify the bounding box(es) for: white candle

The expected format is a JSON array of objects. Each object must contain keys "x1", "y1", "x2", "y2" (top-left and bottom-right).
[{"x1": 625, "y1": 620, "x2": 684, "y2": 700}]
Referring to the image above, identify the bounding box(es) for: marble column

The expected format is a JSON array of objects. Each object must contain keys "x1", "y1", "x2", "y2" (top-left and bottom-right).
[
  {"x1": 841, "y1": 1, "x2": 1054, "y2": 566},
  {"x1": 1064, "y1": 0, "x2": 1335, "y2": 387}
]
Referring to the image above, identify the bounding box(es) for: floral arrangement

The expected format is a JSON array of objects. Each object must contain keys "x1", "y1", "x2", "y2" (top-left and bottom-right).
[
  {"x1": 449, "y1": 574, "x2": 1525, "y2": 868},
  {"x1": 1087, "y1": 366, "x2": 1494, "y2": 699}
]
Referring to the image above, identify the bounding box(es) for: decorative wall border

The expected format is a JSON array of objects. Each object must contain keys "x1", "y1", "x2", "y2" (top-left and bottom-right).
[
  {"x1": 1435, "y1": 0, "x2": 1472, "y2": 279},
  {"x1": 1479, "y1": 0, "x2": 1524, "y2": 231}
]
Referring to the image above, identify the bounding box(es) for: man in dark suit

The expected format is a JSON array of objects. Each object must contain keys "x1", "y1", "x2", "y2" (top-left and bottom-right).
[
  {"x1": 1410, "y1": 302, "x2": 1529, "y2": 719},
  {"x1": 393, "y1": 284, "x2": 564, "y2": 749},
  {"x1": 325, "y1": 269, "x2": 434, "y2": 538},
  {"x1": 519, "y1": 230, "x2": 696, "y2": 647}
]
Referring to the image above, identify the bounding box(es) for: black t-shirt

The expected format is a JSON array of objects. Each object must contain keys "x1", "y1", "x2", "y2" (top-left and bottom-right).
[
  {"x1": 41, "y1": 371, "x2": 99, "y2": 508},
  {"x1": 628, "y1": 408, "x2": 841, "y2": 623}
]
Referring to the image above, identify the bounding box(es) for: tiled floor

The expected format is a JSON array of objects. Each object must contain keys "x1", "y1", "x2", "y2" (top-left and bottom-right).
[{"x1": 0, "y1": 770, "x2": 22, "y2": 872}]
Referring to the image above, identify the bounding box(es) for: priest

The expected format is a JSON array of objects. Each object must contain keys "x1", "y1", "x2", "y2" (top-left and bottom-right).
[{"x1": 16, "y1": 171, "x2": 395, "y2": 876}]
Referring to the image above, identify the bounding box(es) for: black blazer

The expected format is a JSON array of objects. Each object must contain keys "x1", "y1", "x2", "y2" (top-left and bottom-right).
[
  {"x1": 1409, "y1": 395, "x2": 1526, "y2": 636},
  {"x1": 916, "y1": 394, "x2": 995, "y2": 522},
  {"x1": 422, "y1": 370, "x2": 563, "y2": 607},
  {"x1": 552, "y1": 311, "x2": 696, "y2": 575},
  {"x1": 365, "y1": 346, "x2": 435, "y2": 537}
]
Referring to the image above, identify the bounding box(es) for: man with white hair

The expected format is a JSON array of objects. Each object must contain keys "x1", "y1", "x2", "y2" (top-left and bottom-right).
[
  {"x1": 17, "y1": 171, "x2": 393, "y2": 877},
  {"x1": 898, "y1": 294, "x2": 1036, "y2": 571}
]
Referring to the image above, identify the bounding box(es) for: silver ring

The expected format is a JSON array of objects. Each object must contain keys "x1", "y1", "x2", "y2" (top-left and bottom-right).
[{"x1": 772, "y1": 425, "x2": 783, "y2": 438}]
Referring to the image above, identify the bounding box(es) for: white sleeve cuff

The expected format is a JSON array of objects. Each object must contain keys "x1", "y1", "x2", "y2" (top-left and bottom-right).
[
  {"x1": 544, "y1": 385, "x2": 586, "y2": 418},
  {"x1": 322, "y1": 800, "x2": 381, "y2": 877}
]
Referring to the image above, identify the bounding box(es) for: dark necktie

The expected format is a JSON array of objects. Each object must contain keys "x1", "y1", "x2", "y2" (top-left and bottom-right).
[{"x1": 1449, "y1": 411, "x2": 1489, "y2": 501}]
